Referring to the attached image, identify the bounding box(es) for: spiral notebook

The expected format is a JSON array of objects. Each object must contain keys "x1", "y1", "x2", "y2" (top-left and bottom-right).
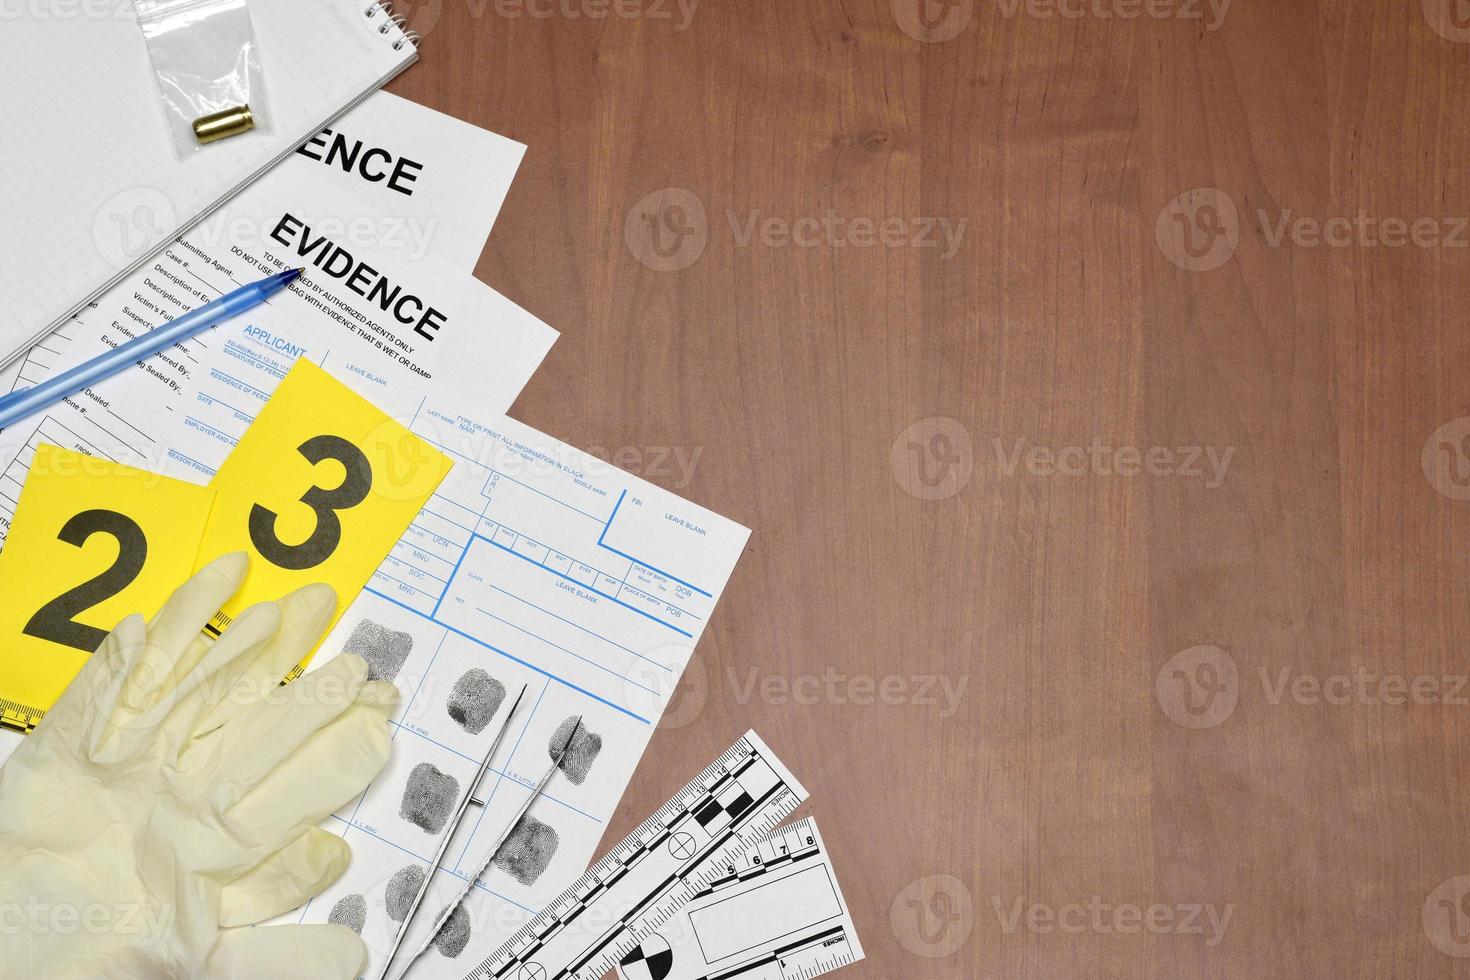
[{"x1": 0, "y1": 0, "x2": 420, "y2": 369}]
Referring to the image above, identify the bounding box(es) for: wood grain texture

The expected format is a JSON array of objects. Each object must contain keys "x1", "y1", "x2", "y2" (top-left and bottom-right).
[{"x1": 386, "y1": 1, "x2": 1470, "y2": 975}]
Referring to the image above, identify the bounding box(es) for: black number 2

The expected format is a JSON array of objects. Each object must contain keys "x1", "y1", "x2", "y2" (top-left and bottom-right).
[
  {"x1": 24, "y1": 509, "x2": 148, "y2": 653},
  {"x1": 249, "y1": 434, "x2": 373, "y2": 571}
]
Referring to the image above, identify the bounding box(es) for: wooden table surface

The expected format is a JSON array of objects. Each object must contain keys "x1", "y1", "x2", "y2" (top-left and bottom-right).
[{"x1": 388, "y1": 2, "x2": 1470, "y2": 976}]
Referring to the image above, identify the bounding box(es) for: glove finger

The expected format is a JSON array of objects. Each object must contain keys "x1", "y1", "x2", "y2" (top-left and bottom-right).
[
  {"x1": 102, "y1": 602, "x2": 281, "y2": 764},
  {"x1": 219, "y1": 827, "x2": 352, "y2": 927},
  {"x1": 111, "y1": 557, "x2": 264, "y2": 726},
  {"x1": 225, "y1": 682, "x2": 397, "y2": 861},
  {"x1": 32, "y1": 611, "x2": 139, "y2": 755},
  {"x1": 82, "y1": 614, "x2": 157, "y2": 760},
  {"x1": 194, "y1": 582, "x2": 338, "y2": 737},
  {"x1": 205, "y1": 924, "x2": 367, "y2": 980},
  {"x1": 155, "y1": 600, "x2": 288, "y2": 748},
  {"x1": 194, "y1": 654, "x2": 371, "y2": 810},
  {"x1": 145, "y1": 551, "x2": 249, "y2": 657}
]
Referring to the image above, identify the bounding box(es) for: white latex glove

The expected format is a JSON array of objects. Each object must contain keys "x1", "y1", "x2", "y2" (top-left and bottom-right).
[{"x1": 0, "y1": 553, "x2": 399, "y2": 980}]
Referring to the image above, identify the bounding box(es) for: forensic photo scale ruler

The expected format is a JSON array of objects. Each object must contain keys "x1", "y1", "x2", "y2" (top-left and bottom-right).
[
  {"x1": 464, "y1": 731, "x2": 812, "y2": 980},
  {"x1": 620, "y1": 815, "x2": 864, "y2": 980}
]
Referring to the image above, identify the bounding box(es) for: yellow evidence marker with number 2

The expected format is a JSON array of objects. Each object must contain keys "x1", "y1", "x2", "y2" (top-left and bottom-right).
[
  {"x1": 0, "y1": 445, "x2": 217, "y2": 732},
  {"x1": 196, "y1": 359, "x2": 452, "y2": 676}
]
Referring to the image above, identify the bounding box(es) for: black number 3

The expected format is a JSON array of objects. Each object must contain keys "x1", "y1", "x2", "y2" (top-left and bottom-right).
[
  {"x1": 249, "y1": 434, "x2": 373, "y2": 571},
  {"x1": 24, "y1": 509, "x2": 148, "y2": 653}
]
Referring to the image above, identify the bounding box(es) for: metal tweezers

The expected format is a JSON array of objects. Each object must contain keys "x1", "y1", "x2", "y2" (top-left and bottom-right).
[{"x1": 376, "y1": 682, "x2": 582, "y2": 980}]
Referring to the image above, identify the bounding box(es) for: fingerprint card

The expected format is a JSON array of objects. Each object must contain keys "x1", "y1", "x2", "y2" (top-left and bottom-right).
[
  {"x1": 280, "y1": 409, "x2": 750, "y2": 974},
  {"x1": 390, "y1": 629, "x2": 545, "y2": 761}
]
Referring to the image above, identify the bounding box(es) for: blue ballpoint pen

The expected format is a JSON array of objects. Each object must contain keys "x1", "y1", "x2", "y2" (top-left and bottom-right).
[{"x1": 0, "y1": 267, "x2": 302, "y2": 431}]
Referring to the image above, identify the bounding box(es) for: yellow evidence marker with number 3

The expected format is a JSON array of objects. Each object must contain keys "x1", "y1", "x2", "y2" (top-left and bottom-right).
[
  {"x1": 0, "y1": 445, "x2": 217, "y2": 732},
  {"x1": 197, "y1": 360, "x2": 452, "y2": 676}
]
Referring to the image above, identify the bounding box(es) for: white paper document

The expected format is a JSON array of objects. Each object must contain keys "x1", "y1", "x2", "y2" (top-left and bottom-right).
[
  {"x1": 289, "y1": 90, "x2": 525, "y2": 272},
  {"x1": 0, "y1": 171, "x2": 556, "y2": 537},
  {"x1": 0, "y1": 91, "x2": 524, "y2": 397},
  {"x1": 292, "y1": 405, "x2": 750, "y2": 977}
]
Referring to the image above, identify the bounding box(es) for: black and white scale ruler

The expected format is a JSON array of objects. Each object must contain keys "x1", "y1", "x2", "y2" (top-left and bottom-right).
[
  {"x1": 617, "y1": 816, "x2": 863, "y2": 980},
  {"x1": 462, "y1": 731, "x2": 860, "y2": 980}
]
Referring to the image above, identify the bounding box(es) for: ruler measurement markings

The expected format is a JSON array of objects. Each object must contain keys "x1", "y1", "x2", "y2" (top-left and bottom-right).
[{"x1": 468, "y1": 734, "x2": 808, "y2": 980}]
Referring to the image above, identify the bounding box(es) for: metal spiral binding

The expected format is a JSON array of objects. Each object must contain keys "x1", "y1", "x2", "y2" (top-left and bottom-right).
[{"x1": 364, "y1": 1, "x2": 421, "y2": 50}]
